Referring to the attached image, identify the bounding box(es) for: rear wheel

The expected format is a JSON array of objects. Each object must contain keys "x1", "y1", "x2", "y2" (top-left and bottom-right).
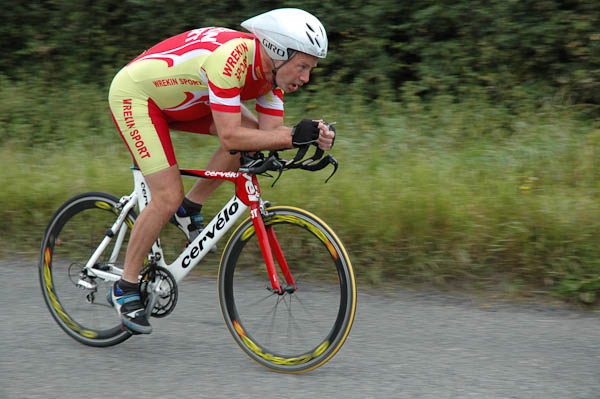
[
  {"x1": 39, "y1": 192, "x2": 136, "y2": 346},
  {"x1": 218, "y1": 206, "x2": 356, "y2": 373}
]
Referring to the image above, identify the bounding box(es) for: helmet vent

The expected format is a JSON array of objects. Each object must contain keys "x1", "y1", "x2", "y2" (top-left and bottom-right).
[
  {"x1": 306, "y1": 23, "x2": 315, "y2": 32},
  {"x1": 305, "y1": 31, "x2": 315, "y2": 45}
]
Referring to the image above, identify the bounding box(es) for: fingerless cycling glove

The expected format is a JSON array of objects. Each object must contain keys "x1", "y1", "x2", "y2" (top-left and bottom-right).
[{"x1": 291, "y1": 119, "x2": 320, "y2": 147}]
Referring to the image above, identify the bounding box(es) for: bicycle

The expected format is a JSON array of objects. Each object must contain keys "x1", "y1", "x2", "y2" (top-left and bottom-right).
[{"x1": 39, "y1": 145, "x2": 356, "y2": 373}]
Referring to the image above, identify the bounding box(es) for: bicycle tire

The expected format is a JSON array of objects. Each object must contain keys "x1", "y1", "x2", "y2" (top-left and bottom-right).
[
  {"x1": 218, "y1": 206, "x2": 356, "y2": 373},
  {"x1": 39, "y1": 192, "x2": 136, "y2": 346}
]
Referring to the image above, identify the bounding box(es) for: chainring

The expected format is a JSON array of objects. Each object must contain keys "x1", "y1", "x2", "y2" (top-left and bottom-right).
[{"x1": 140, "y1": 264, "x2": 178, "y2": 318}]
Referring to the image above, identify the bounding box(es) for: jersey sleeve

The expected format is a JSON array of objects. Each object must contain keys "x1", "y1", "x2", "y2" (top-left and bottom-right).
[
  {"x1": 202, "y1": 38, "x2": 253, "y2": 113},
  {"x1": 256, "y1": 88, "x2": 284, "y2": 117}
]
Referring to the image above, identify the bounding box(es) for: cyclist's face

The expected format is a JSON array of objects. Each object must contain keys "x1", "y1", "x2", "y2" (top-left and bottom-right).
[{"x1": 274, "y1": 52, "x2": 318, "y2": 93}]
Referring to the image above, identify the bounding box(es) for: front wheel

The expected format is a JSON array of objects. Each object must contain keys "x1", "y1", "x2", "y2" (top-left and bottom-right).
[
  {"x1": 218, "y1": 206, "x2": 356, "y2": 373},
  {"x1": 39, "y1": 192, "x2": 136, "y2": 346}
]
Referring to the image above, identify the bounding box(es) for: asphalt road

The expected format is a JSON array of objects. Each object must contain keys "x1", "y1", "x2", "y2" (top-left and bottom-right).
[{"x1": 2, "y1": 258, "x2": 598, "y2": 399}]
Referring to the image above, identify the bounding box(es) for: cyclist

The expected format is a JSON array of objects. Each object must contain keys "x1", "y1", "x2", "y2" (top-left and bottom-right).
[{"x1": 107, "y1": 8, "x2": 336, "y2": 334}]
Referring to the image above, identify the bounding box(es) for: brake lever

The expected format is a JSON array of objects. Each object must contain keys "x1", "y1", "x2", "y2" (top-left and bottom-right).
[
  {"x1": 299, "y1": 154, "x2": 338, "y2": 183},
  {"x1": 271, "y1": 168, "x2": 284, "y2": 187},
  {"x1": 269, "y1": 158, "x2": 285, "y2": 187},
  {"x1": 324, "y1": 155, "x2": 339, "y2": 183}
]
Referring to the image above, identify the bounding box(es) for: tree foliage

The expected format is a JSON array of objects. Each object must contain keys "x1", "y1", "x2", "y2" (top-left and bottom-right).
[{"x1": 3, "y1": 0, "x2": 600, "y2": 104}]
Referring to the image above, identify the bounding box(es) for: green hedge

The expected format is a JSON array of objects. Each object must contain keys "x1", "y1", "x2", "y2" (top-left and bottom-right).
[{"x1": 3, "y1": 0, "x2": 600, "y2": 104}]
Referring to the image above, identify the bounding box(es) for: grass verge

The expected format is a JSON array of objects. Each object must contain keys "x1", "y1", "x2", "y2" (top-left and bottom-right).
[{"x1": 1, "y1": 81, "x2": 599, "y2": 305}]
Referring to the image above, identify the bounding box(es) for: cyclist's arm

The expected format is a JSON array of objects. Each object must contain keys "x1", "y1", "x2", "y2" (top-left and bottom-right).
[
  {"x1": 258, "y1": 112, "x2": 285, "y2": 130},
  {"x1": 254, "y1": 88, "x2": 335, "y2": 150},
  {"x1": 212, "y1": 109, "x2": 292, "y2": 151}
]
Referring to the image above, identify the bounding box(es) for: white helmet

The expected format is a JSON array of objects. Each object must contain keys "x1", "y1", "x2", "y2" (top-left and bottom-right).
[{"x1": 241, "y1": 8, "x2": 328, "y2": 61}]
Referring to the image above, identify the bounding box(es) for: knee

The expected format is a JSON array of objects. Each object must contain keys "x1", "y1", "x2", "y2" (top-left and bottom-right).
[
  {"x1": 164, "y1": 189, "x2": 184, "y2": 215},
  {"x1": 150, "y1": 187, "x2": 184, "y2": 219}
]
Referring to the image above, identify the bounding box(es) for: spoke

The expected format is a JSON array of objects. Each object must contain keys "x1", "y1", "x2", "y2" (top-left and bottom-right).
[
  {"x1": 242, "y1": 289, "x2": 278, "y2": 308},
  {"x1": 265, "y1": 295, "x2": 282, "y2": 347},
  {"x1": 256, "y1": 291, "x2": 312, "y2": 353},
  {"x1": 285, "y1": 295, "x2": 307, "y2": 345},
  {"x1": 289, "y1": 291, "x2": 316, "y2": 321}
]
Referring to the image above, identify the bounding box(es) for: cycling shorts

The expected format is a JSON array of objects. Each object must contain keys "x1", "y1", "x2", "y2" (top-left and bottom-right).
[{"x1": 108, "y1": 67, "x2": 213, "y2": 175}]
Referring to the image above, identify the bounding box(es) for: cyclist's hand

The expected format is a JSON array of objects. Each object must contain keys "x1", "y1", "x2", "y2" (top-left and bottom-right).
[
  {"x1": 317, "y1": 121, "x2": 336, "y2": 151},
  {"x1": 291, "y1": 119, "x2": 320, "y2": 147}
]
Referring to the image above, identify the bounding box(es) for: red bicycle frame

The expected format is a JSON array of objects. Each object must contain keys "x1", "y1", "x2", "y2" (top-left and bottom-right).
[{"x1": 180, "y1": 168, "x2": 295, "y2": 294}]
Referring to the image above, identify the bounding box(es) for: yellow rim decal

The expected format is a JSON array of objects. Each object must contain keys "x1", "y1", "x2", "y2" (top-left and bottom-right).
[
  {"x1": 95, "y1": 201, "x2": 120, "y2": 216},
  {"x1": 44, "y1": 247, "x2": 52, "y2": 267},
  {"x1": 238, "y1": 329, "x2": 331, "y2": 366},
  {"x1": 44, "y1": 247, "x2": 98, "y2": 339},
  {"x1": 95, "y1": 201, "x2": 112, "y2": 210},
  {"x1": 233, "y1": 320, "x2": 245, "y2": 336}
]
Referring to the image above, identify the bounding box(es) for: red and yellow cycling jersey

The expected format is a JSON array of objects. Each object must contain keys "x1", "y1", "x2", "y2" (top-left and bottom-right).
[
  {"x1": 125, "y1": 27, "x2": 284, "y2": 120},
  {"x1": 109, "y1": 27, "x2": 284, "y2": 175}
]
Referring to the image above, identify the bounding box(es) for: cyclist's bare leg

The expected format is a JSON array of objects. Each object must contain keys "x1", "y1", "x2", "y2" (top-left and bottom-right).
[
  {"x1": 121, "y1": 165, "x2": 184, "y2": 283},
  {"x1": 120, "y1": 105, "x2": 259, "y2": 280},
  {"x1": 186, "y1": 106, "x2": 258, "y2": 204},
  {"x1": 186, "y1": 146, "x2": 241, "y2": 203}
]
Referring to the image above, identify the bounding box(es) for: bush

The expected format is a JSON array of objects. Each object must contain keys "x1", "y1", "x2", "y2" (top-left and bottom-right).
[{"x1": 3, "y1": 1, "x2": 600, "y2": 105}]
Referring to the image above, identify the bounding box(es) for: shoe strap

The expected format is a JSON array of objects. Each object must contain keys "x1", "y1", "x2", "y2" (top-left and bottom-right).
[{"x1": 120, "y1": 293, "x2": 141, "y2": 304}]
